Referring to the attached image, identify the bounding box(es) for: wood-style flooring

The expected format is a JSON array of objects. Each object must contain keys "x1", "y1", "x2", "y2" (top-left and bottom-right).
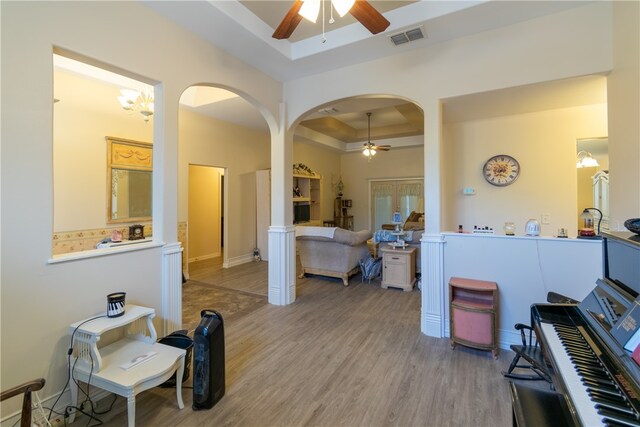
[{"x1": 75, "y1": 256, "x2": 518, "y2": 426}]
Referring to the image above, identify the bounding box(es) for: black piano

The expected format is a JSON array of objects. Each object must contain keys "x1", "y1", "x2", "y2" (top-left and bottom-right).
[{"x1": 511, "y1": 231, "x2": 640, "y2": 427}]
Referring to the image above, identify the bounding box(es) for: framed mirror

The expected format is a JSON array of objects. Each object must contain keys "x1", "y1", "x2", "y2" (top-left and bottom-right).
[
  {"x1": 106, "y1": 136, "x2": 152, "y2": 223},
  {"x1": 576, "y1": 137, "x2": 609, "y2": 231}
]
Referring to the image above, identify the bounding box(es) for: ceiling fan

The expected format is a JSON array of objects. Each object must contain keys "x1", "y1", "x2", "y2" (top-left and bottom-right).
[
  {"x1": 363, "y1": 112, "x2": 390, "y2": 161},
  {"x1": 273, "y1": 0, "x2": 391, "y2": 40}
]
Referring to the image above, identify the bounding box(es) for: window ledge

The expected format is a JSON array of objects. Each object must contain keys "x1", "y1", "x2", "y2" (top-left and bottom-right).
[{"x1": 48, "y1": 238, "x2": 163, "y2": 264}]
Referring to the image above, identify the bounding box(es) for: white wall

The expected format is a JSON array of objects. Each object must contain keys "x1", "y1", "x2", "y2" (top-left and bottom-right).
[
  {"x1": 1, "y1": 1, "x2": 281, "y2": 418},
  {"x1": 443, "y1": 103, "x2": 608, "y2": 237},
  {"x1": 443, "y1": 233, "x2": 601, "y2": 347}
]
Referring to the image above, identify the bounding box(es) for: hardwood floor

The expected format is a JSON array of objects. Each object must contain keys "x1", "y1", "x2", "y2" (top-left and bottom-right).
[{"x1": 75, "y1": 257, "x2": 516, "y2": 426}]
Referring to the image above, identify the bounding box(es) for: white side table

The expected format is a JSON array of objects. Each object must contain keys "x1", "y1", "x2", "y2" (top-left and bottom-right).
[{"x1": 68, "y1": 305, "x2": 185, "y2": 427}]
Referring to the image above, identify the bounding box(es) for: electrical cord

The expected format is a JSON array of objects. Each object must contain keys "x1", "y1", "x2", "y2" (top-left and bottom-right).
[{"x1": 48, "y1": 315, "x2": 106, "y2": 424}]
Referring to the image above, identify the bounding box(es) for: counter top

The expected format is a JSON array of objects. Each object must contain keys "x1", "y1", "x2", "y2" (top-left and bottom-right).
[{"x1": 442, "y1": 232, "x2": 603, "y2": 243}]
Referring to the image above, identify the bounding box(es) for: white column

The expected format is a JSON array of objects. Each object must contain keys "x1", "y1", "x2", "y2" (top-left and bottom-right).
[
  {"x1": 268, "y1": 103, "x2": 295, "y2": 305},
  {"x1": 421, "y1": 234, "x2": 446, "y2": 337},
  {"x1": 162, "y1": 242, "x2": 183, "y2": 335},
  {"x1": 268, "y1": 225, "x2": 296, "y2": 305},
  {"x1": 421, "y1": 99, "x2": 445, "y2": 337}
]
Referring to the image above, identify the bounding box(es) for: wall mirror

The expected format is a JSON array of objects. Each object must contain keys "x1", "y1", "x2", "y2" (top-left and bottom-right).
[
  {"x1": 576, "y1": 137, "x2": 609, "y2": 231},
  {"x1": 107, "y1": 136, "x2": 152, "y2": 223}
]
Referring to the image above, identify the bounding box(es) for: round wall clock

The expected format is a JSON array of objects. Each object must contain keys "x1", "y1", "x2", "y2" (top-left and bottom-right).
[{"x1": 483, "y1": 154, "x2": 520, "y2": 187}]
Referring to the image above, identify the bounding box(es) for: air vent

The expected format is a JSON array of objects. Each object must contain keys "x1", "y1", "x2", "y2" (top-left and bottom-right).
[{"x1": 389, "y1": 26, "x2": 425, "y2": 46}]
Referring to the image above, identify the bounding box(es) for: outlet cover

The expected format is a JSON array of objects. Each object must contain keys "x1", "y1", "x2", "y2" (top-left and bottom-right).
[{"x1": 541, "y1": 213, "x2": 551, "y2": 224}]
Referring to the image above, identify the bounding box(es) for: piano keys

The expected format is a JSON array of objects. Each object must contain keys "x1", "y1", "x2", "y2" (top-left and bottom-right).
[{"x1": 511, "y1": 232, "x2": 640, "y2": 427}]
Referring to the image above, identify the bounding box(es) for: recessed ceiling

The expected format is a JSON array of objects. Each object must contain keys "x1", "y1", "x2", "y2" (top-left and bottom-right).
[
  {"x1": 299, "y1": 99, "x2": 423, "y2": 143},
  {"x1": 143, "y1": 1, "x2": 590, "y2": 81}
]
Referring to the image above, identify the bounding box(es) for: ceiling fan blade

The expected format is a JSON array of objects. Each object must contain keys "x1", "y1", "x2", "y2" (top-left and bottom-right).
[
  {"x1": 375, "y1": 146, "x2": 391, "y2": 151},
  {"x1": 272, "y1": 0, "x2": 304, "y2": 40},
  {"x1": 349, "y1": 0, "x2": 391, "y2": 35}
]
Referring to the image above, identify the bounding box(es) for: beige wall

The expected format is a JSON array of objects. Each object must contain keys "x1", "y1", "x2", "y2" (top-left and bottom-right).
[
  {"x1": 443, "y1": 104, "x2": 608, "y2": 237},
  {"x1": 53, "y1": 69, "x2": 153, "y2": 231},
  {"x1": 188, "y1": 165, "x2": 223, "y2": 261},
  {"x1": 2, "y1": 0, "x2": 638, "y2": 420},
  {"x1": 1, "y1": 2, "x2": 281, "y2": 418},
  {"x1": 608, "y1": 1, "x2": 640, "y2": 228},
  {"x1": 285, "y1": 2, "x2": 615, "y2": 234},
  {"x1": 178, "y1": 108, "x2": 270, "y2": 263},
  {"x1": 340, "y1": 146, "x2": 424, "y2": 231},
  {"x1": 292, "y1": 142, "x2": 342, "y2": 222}
]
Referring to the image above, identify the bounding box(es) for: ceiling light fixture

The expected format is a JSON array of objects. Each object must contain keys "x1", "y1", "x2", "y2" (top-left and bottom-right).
[
  {"x1": 362, "y1": 112, "x2": 377, "y2": 161},
  {"x1": 299, "y1": 0, "x2": 354, "y2": 22},
  {"x1": 117, "y1": 89, "x2": 154, "y2": 122},
  {"x1": 576, "y1": 150, "x2": 599, "y2": 168},
  {"x1": 299, "y1": 0, "x2": 356, "y2": 42}
]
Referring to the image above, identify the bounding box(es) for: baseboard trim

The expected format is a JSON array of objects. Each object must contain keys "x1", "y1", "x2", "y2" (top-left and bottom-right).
[
  {"x1": 188, "y1": 252, "x2": 221, "y2": 263},
  {"x1": 224, "y1": 253, "x2": 254, "y2": 268}
]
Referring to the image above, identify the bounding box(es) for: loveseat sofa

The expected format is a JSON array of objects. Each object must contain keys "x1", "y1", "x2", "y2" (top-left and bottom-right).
[{"x1": 296, "y1": 226, "x2": 372, "y2": 286}]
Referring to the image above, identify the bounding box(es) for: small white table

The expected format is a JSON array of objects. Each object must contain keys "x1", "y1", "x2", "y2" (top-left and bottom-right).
[{"x1": 68, "y1": 305, "x2": 185, "y2": 427}]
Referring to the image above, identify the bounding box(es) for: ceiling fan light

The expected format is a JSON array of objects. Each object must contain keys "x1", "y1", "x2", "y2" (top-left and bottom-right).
[
  {"x1": 332, "y1": 0, "x2": 355, "y2": 17},
  {"x1": 363, "y1": 147, "x2": 371, "y2": 157},
  {"x1": 299, "y1": 0, "x2": 320, "y2": 23},
  {"x1": 371, "y1": 148, "x2": 377, "y2": 156}
]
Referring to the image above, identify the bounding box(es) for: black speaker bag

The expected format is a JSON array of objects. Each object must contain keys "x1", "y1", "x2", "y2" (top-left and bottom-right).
[{"x1": 192, "y1": 309, "x2": 225, "y2": 410}]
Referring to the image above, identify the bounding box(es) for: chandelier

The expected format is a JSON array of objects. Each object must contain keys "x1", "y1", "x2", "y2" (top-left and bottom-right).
[
  {"x1": 362, "y1": 112, "x2": 376, "y2": 161},
  {"x1": 117, "y1": 89, "x2": 154, "y2": 122},
  {"x1": 576, "y1": 150, "x2": 599, "y2": 168}
]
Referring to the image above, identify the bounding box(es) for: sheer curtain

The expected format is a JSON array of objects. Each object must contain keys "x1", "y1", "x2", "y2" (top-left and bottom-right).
[{"x1": 371, "y1": 180, "x2": 423, "y2": 230}]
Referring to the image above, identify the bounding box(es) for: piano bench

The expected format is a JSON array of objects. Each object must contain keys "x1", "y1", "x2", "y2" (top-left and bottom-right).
[{"x1": 509, "y1": 382, "x2": 577, "y2": 427}]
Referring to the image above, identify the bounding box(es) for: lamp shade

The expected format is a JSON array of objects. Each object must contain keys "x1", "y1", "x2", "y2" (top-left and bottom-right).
[
  {"x1": 332, "y1": 0, "x2": 355, "y2": 17},
  {"x1": 299, "y1": 0, "x2": 321, "y2": 22}
]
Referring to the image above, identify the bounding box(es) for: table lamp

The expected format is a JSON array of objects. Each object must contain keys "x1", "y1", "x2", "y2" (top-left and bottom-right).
[{"x1": 578, "y1": 207, "x2": 603, "y2": 239}]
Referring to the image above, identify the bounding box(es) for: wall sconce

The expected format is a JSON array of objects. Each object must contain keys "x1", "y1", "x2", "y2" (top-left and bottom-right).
[
  {"x1": 117, "y1": 89, "x2": 154, "y2": 122},
  {"x1": 578, "y1": 207, "x2": 603, "y2": 239},
  {"x1": 576, "y1": 151, "x2": 599, "y2": 168}
]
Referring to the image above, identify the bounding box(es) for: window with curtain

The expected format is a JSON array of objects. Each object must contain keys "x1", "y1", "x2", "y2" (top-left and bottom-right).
[{"x1": 371, "y1": 179, "x2": 423, "y2": 230}]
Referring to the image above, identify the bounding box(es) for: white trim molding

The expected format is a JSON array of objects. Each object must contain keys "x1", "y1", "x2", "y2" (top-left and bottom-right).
[
  {"x1": 162, "y1": 241, "x2": 183, "y2": 336},
  {"x1": 224, "y1": 253, "x2": 255, "y2": 269},
  {"x1": 268, "y1": 225, "x2": 296, "y2": 305},
  {"x1": 421, "y1": 233, "x2": 446, "y2": 337}
]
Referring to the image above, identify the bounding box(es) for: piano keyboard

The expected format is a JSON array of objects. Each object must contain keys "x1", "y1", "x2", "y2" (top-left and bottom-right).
[{"x1": 540, "y1": 322, "x2": 640, "y2": 427}]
